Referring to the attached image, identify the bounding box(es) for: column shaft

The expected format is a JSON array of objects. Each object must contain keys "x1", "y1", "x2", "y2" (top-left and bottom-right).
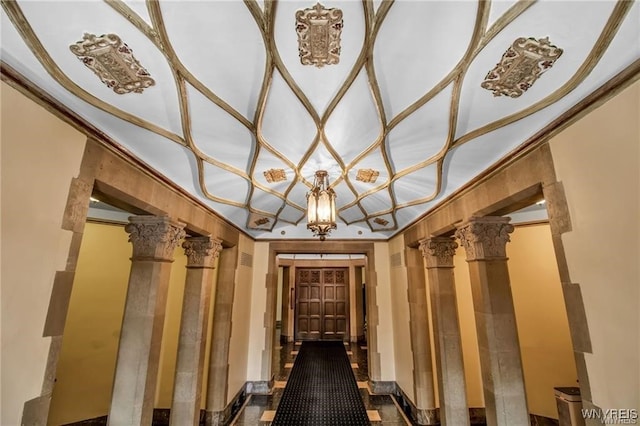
[
  {"x1": 405, "y1": 247, "x2": 438, "y2": 424},
  {"x1": 108, "y1": 216, "x2": 185, "y2": 426},
  {"x1": 170, "y1": 237, "x2": 222, "y2": 426},
  {"x1": 455, "y1": 217, "x2": 530, "y2": 426},
  {"x1": 205, "y1": 246, "x2": 238, "y2": 425},
  {"x1": 421, "y1": 237, "x2": 470, "y2": 426}
]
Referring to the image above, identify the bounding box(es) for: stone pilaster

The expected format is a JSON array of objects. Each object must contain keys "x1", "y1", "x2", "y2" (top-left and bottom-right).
[
  {"x1": 420, "y1": 237, "x2": 470, "y2": 426},
  {"x1": 170, "y1": 237, "x2": 222, "y2": 426},
  {"x1": 108, "y1": 216, "x2": 185, "y2": 426},
  {"x1": 455, "y1": 217, "x2": 530, "y2": 426},
  {"x1": 405, "y1": 247, "x2": 438, "y2": 424},
  {"x1": 205, "y1": 246, "x2": 238, "y2": 425}
]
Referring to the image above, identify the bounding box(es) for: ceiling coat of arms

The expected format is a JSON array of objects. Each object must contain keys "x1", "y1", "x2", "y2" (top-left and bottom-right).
[
  {"x1": 481, "y1": 37, "x2": 563, "y2": 98},
  {"x1": 70, "y1": 33, "x2": 155, "y2": 94},
  {"x1": 295, "y1": 3, "x2": 343, "y2": 68}
]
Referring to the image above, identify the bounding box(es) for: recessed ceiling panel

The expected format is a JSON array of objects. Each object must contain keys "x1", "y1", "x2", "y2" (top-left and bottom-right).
[
  {"x1": 332, "y1": 180, "x2": 357, "y2": 207},
  {"x1": 455, "y1": 1, "x2": 617, "y2": 139},
  {"x1": 359, "y1": 188, "x2": 393, "y2": 216},
  {"x1": 386, "y1": 83, "x2": 453, "y2": 173},
  {"x1": 274, "y1": 1, "x2": 365, "y2": 116},
  {"x1": 187, "y1": 83, "x2": 255, "y2": 173},
  {"x1": 16, "y1": 1, "x2": 183, "y2": 137},
  {"x1": 261, "y1": 70, "x2": 317, "y2": 166},
  {"x1": 373, "y1": 0, "x2": 477, "y2": 120},
  {"x1": 202, "y1": 163, "x2": 250, "y2": 206},
  {"x1": 286, "y1": 181, "x2": 311, "y2": 210},
  {"x1": 340, "y1": 205, "x2": 366, "y2": 224},
  {"x1": 250, "y1": 187, "x2": 285, "y2": 214},
  {"x1": 392, "y1": 164, "x2": 439, "y2": 206},
  {"x1": 278, "y1": 204, "x2": 306, "y2": 224},
  {"x1": 159, "y1": 0, "x2": 265, "y2": 119},
  {"x1": 325, "y1": 69, "x2": 383, "y2": 166}
]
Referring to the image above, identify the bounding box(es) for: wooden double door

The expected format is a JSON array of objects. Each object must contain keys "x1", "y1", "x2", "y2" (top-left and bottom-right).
[{"x1": 295, "y1": 268, "x2": 349, "y2": 341}]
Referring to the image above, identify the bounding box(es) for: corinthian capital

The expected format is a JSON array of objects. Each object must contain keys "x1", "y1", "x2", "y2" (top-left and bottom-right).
[
  {"x1": 419, "y1": 237, "x2": 458, "y2": 268},
  {"x1": 182, "y1": 237, "x2": 222, "y2": 268},
  {"x1": 125, "y1": 216, "x2": 186, "y2": 261},
  {"x1": 455, "y1": 217, "x2": 514, "y2": 261}
]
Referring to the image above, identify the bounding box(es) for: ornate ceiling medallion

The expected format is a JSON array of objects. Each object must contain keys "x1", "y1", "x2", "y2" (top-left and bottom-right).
[
  {"x1": 295, "y1": 3, "x2": 343, "y2": 68},
  {"x1": 356, "y1": 169, "x2": 380, "y2": 183},
  {"x1": 373, "y1": 217, "x2": 389, "y2": 226},
  {"x1": 264, "y1": 168, "x2": 287, "y2": 183},
  {"x1": 70, "y1": 33, "x2": 155, "y2": 94},
  {"x1": 248, "y1": 213, "x2": 272, "y2": 230},
  {"x1": 481, "y1": 37, "x2": 563, "y2": 98}
]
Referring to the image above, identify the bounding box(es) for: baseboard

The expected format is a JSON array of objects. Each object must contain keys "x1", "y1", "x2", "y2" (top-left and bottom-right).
[
  {"x1": 62, "y1": 409, "x2": 207, "y2": 426},
  {"x1": 205, "y1": 385, "x2": 248, "y2": 426},
  {"x1": 246, "y1": 380, "x2": 272, "y2": 394},
  {"x1": 369, "y1": 380, "x2": 396, "y2": 394}
]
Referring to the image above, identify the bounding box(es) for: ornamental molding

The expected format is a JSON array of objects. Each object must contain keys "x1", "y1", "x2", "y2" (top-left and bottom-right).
[
  {"x1": 356, "y1": 169, "x2": 380, "y2": 183},
  {"x1": 264, "y1": 168, "x2": 287, "y2": 183},
  {"x1": 295, "y1": 3, "x2": 343, "y2": 68},
  {"x1": 419, "y1": 237, "x2": 458, "y2": 268},
  {"x1": 125, "y1": 216, "x2": 186, "y2": 261},
  {"x1": 373, "y1": 217, "x2": 389, "y2": 226},
  {"x1": 70, "y1": 33, "x2": 155, "y2": 94},
  {"x1": 182, "y1": 237, "x2": 222, "y2": 268},
  {"x1": 481, "y1": 36, "x2": 563, "y2": 98},
  {"x1": 455, "y1": 217, "x2": 514, "y2": 261}
]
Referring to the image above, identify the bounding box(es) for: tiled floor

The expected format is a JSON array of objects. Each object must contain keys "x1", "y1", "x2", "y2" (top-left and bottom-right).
[{"x1": 230, "y1": 341, "x2": 412, "y2": 425}]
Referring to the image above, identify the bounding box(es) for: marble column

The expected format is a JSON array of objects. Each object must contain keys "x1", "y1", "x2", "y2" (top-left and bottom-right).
[
  {"x1": 455, "y1": 217, "x2": 530, "y2": 426},
  {"x1": 405, "y1": 247, "x2": 438, "y2": 425},
  {"x1": 420, "y1": 237, "x2": 470, "y2": 426},
  {"x1": 205, "y1": 246, "x2": 238, "y2": 426},
  {"x1": 170, "y1": 237, "x2": 222, "y2": 426},
  {"x1": 108, "y1": 216, "x2": 185, "y2": 426}
]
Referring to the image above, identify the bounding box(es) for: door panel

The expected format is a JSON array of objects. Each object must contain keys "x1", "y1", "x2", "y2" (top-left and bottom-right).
[{"x1": 295, "y1": 267, "x2": 349, "y2": 341}]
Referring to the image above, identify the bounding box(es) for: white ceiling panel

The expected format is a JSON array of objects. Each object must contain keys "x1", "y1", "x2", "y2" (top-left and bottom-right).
[
  {"x1": 373, "y1": 0, "x2": 477, "y2": 120},
  {"x1": 261, "y1": 70, "x2": 317, "y2": 165},
  {"x1": 278, "y1": 204, "x2": 306, "y2": 224},
  {"x1": 386, "y1": 83, "x2": 453, "y2": 172},
  {"x1": 202, "y1": 163, "x2": 250, "y2": 206},
  {"x1": 249, "y1": 187, "x2": 286, "y2": 214},
  {"x1": 359, "y1": 188, "x2": 393, "y2": 216},
  {"x1": 159, "y1": 0, "x2": 265, "y2": 119},
  {"x1": 455, "y1": 0, "x2": 617, "y2": 139},
  {"x1": 19, "y1": 1, "x2": 183, "y2": 137},
  {"x1": 324, "y1": 69, "x2": 383, "y2": 166},
  {"x1": 392, "y1": 164, "x2": 439, "y2": 206},
  {"x1": 188, "y1": 83, "x2": 255, "y2": 172},
  {"x1": 274, "y1": 0, "x2": 365, "y2": 116},
  {"x1": 340, "y1": 205, "x2": 367, "y2": 225}
]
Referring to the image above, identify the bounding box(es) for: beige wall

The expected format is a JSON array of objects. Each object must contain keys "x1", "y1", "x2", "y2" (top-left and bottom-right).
[
  {"x1": 508, "y1": 223, "x2": 578, "y2": 418},
  {"x1": 1, "y1": 82, "x2": 86, "y2": 426},
  {"x1": 388, "y1": 235, "x2": 415, "y2": 400},
  {"x1": 550, "y1": 80, "x2": 639, "y2": 410},
  {"x1": 246, "y1": 242, "x2": 269, "y2": 381},
  {"x1": 452, "y1": 251, "x2": 484, "y2": 408},
  {"x1": 373, "y1": 242, "x2": 396, "y2": 381},
  {"x1": 155, "y1": 242, "x2": 188, "y2": 408},
  {"x1": 47, "y1": 223, "x2": 130, "y2": 425},
  {"x1": 227, "y1": 234, "x2": 254, "y2": 402}
]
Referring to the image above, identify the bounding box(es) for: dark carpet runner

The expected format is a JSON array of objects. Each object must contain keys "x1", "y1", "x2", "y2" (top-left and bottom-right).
[{"x1": 272, "y1": 340, "x2": 370, "y2": 425}]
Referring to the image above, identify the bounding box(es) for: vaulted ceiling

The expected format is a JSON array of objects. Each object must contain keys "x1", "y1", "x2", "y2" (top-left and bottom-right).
[{"x1": 2, "y1": 1, "x2": 638, "y2": 240}]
